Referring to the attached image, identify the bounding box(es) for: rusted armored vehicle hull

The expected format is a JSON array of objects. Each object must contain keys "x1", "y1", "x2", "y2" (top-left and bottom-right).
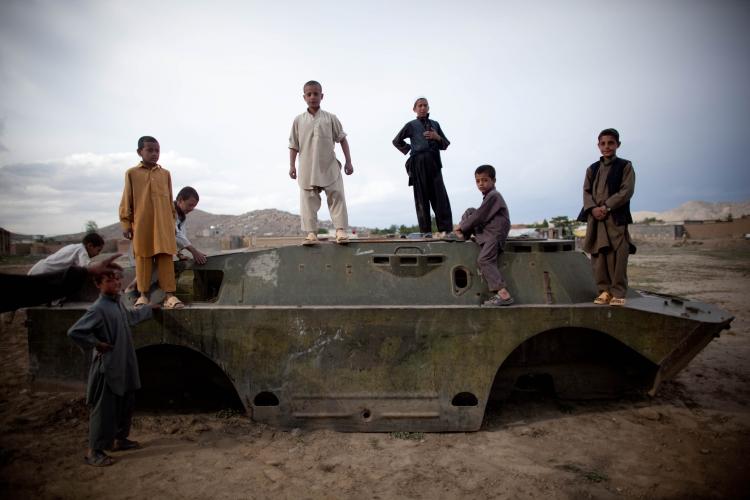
[{"x1": 26, "y1": 239, "x2": 732, "y2": 431}]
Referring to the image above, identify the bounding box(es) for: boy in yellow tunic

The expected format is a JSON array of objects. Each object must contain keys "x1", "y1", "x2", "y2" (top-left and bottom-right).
[{"x1": 119, "y1": 136, "x2": 183, "y2": 309}]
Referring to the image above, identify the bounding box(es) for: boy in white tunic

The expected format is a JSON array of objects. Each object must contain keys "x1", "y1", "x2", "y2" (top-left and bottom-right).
[
  {"x1": 289, "y1": 80, "x2": 354, "y2": 244},
  {"x1": 28, "y1": 232, "x2": 104, "y2": 275}
]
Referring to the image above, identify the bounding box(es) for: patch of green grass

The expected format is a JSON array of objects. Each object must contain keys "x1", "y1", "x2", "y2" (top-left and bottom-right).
[{"x1": 556, "y1": 463, "x2": 609, "y2": 483}]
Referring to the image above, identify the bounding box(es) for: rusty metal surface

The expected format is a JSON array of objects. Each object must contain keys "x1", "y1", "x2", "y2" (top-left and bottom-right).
[{"x1": 25, "y1": 238, "x2": 733, "y2": 432}]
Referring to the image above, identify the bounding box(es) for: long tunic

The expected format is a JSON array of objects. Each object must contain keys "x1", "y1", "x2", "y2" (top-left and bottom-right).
[
  {"x1": 581, "y1": 156, "x2": 635, "y2": 254},
  {"x1": 119, "y1": 162, "x2": 177, "y2": 257},
  {"x1": 68, "y1": 294, "x2": 152, "y2": 398},
  {"x1": 28, "y1": 243, "x2": 90, "y2": 275},
  {"x1": 289, "y1": 109, "x2": 347, "y2": 189},
  {"x1": 459, "y1": 188, "x2": 511, "y2": 244}
]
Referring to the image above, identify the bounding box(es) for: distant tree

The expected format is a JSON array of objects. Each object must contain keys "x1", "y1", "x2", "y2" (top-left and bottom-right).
[
  {"x1": 641, "y1": 217, "x2": 664, "y2": 224},
  {"x1": 85, "y1": 220, "x2": 99, "y2": 233},
  {"x1": 548, "y1": 215, "x2": 576, "y2": 238}
]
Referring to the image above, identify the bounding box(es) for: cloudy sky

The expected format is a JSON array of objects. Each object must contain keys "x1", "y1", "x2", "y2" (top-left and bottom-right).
[{"x1": 1, "y1": 0, "x2": 748, "y2": 235}]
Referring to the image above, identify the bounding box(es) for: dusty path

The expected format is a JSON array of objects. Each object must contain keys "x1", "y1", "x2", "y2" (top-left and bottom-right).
[{"x1": 1, "y1": 241, "x2": 749, "y2": 499}]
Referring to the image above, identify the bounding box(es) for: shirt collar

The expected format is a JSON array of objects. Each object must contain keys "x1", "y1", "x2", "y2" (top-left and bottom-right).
[
  {"x1": 600, "y1": 155, "x2": 616, "y2": 166},
  {"x1": 139, "y1": 161, "x2": 160, "y2": 170}
]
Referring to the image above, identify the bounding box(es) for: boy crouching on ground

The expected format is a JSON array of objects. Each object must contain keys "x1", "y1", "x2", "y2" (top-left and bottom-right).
[
  {"x1": 455, "y1": 164, "x2": 514, "y2": 306},
  {"x1": 68, "y1": 271, "x2": 158, "y2": 466}
]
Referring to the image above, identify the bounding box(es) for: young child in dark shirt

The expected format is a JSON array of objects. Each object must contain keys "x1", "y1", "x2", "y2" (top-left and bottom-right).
[
  {"x1": 455, "y1": 164, "x2": 514, "y2": 306},
  {"x1": 68, "y1": 271, "x2": 158, "y2": 466},
  {"x1": 392, "y1": 97, "x2": 453, "y2": 237}
]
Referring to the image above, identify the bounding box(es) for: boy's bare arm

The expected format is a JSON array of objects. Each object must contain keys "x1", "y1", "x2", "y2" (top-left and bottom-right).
[
  {"x1": 340, "y1": 138, "x2": 354, "y2": 175},
  {"x1": 289, "y1": 149, "x2": 298, "y2": 179}
]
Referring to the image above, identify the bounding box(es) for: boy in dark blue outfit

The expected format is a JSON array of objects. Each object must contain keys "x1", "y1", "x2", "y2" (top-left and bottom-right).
[
  {"x1": 393, "y1": 97, "x2": 453, "y2": 237},
  {"x1": 455, "y1": 165, "x2": 514, "y2": 306},
  {"x1": 68, "y1": 271, "x2": 158, "y2": 466}
]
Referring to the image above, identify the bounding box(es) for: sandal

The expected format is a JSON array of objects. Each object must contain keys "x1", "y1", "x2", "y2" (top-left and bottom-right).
[
  {"x1": 593, "y1": 291, "x2": 612, "y2": 305},
  {"x1": 111, "y1": 438, "x2": 140, "y2": 451},
  {"x1": 302, "y1": 232, "x2": 319, "y2": 246},
  {"x1": 609, "y1": 297, "x2": 626, "y2": 307},
  {"x1": 85, "y1": 450, "x2": 114, "y2": 467},
  {"x1": 134, "y1": 295, "x2": 149, "y2": 309},
  {"x1": 163, "y1": 295, "x2": 184, "y2": 309},
  {"x1": 483, "y1": 294, "x2": 514, "y2": 307},
  {"x1": 335, "y1": 229, "x2": 349, "y2": 244}
]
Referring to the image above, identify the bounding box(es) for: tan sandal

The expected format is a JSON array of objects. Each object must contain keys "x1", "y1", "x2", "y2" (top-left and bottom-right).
[
  {"x1": 335, "y1": 229, "x2": 349, "y2": 244},
  {"x1": 609, "y1": 297, "x2": 626, "y2": 307},
  {"x1": 302, "y1": 232, "x2": 319, "y2": 246},
  {"x1": 593, "y1": 291, "x2": 612, "y2": 305},
  {"x1": 134, "y1": 295, "x2": 149, "y2": 308},
  {"x1": 163, "y1": 295, "x2": 184, "y2": 309}
]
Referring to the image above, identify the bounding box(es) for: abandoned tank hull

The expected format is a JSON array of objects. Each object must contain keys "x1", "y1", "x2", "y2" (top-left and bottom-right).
[{"x1": 26, "y1": 238, "x2": 733, "y2": 432}]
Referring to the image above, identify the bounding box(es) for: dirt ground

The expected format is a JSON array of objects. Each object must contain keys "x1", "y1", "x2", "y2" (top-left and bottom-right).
[{"x1": 1, "y1": 241, "x2": 749, "y2": 499}]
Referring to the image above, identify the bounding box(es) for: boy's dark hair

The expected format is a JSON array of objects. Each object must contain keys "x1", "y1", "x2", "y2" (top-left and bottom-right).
[
  {"x1": 93, "y1": 271, "x2": 117, "y2": 285},
  {"x1": 137, "y1": 136, "x2": 159, "y2": 149},
  {"x1": 176, "y1": 186, "x2": 199, "y2": 202},
  {"x1": 303, "y1": 80, "x2": 322, "y2": 91},
  {"x1": 413, "y1": 97, "x2": 428, "y2": 108},
  {"x1": 82, "y1": 232, "x2": 104, "y2": 247},
  {"x1": 475, "y1": 164, "x2": 496, "y2": 180},
  {"x1": 598, "y1": 128, "x2": 620, "y2": 144}
]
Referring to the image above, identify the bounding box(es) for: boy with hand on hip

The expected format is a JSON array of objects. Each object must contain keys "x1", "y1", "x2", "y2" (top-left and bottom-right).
[
  {"x1": 68, "y1": 271, "x2": 158, "y2": 466},
  {"x1": 289, "y1": 80, "x2": 354, "y2": 245},
  {"x1": 393, "y1": 97, "x2": 453, "y2": 238},
  {"x1": 455, "y1": 164, "x2": 514, "y2": 306},
  {"x1": 577, "y1": 128, "x2": 636, "y2": 306},
  {"x1": 119, "y1": 136, "x2": 183, "y2": 309}
]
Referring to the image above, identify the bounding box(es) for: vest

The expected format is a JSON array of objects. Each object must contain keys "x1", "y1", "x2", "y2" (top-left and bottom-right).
[{"x1": 577, "y1": 157, "x2": 633, "y2": 226}]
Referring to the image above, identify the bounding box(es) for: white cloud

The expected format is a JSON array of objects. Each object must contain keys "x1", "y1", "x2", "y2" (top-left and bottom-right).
[{"x1": 1, "y1": 0, "x2": 749, "y2": 235}]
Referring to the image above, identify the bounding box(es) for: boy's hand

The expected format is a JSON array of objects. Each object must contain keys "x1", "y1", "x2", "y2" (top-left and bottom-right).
[
  {"x1": 190, "y1": 248, "x2": 208, "y2": 265},
  {"x1": 123, "y1": 229, "x2": 133, "y2": 240},
  {"x1": 592, "y1": 206, "x2": 608, "y2": 220},
  {"x1": 95, "y1": 341, "x2": 113, "y2": 354},
  {"x1": 88, "y1": 254, "x2": 123, "y2": 278},
  {"x1": 289, "y1": 165, "x2": 297, "y2": 179},
  {"x1": 344, "y1": 162, "x2": 354, "y2": 175},
  {"x1": 423, "y1": 130, "x2": 441, "y2": 142}
]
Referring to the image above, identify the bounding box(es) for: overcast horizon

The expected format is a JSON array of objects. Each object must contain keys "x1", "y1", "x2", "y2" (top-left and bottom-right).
[{"x1": 1, "y1": 0, "x2": 749, "y2": 236}]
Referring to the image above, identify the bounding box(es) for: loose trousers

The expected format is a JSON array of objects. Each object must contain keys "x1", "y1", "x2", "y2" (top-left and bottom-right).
[
  {"x1": 300, "y1": 173, "x2": 348, "y2": 232},
  {"x1": 461, "y1": 208, "x2": 506, "y2": 291},
  {"x1": 409, "y1": 153, "x2": 452, "y2": 233},
  {"x1": 87, "y1": 370, "x2": 135, "y2": 450},
  {"x1": 136, "y1": 254, "x2": 175, "y2": 294},
  {"x1": 591, "y1": 241, "x2": 630, "y2": 298}
]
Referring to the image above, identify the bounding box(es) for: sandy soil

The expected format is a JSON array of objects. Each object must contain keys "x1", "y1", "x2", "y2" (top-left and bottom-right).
[{"x1": 1, "y1": 241, "x2": 749, "y2": 499}]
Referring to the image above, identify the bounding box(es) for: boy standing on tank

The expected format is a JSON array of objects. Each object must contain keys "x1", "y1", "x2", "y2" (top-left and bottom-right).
[
  {"x1": 288, "y1": 80, "x2": 354, "y2": 244},
  {"x1": 577, "y1": 128, "x2": 636, "y2": 306},
  {"x1": 392, "y1": 97, "x2": 453, "y2": 237},
  {"x1": 119, "y1": 136, "x2": 183, "y2": 309},
  {"x1": 68, "y1": 270, "x2": 158, "y2": 466},
  {"x1": 454, "y1": 164, "x2": 513, "y2": 306}
]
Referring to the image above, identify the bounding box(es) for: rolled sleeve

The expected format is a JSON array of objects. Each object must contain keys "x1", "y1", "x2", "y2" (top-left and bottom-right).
[
  {"x1": 288, "y1": 120, "x2": 300, "y2": 150},
  {"x1": 331, "y1": 115, "x2": 347, "y2": 143}
]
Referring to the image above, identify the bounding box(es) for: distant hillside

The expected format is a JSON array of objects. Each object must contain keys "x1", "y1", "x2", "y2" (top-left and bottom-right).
[
  {"x1": 50, "y1": 208, "x2": 328, "y2": 242},
  {"x1": 9, "y1": 200, "x2": 749, "y2": 242},
  {"x1": 632, "y1": 201, "x2": 750, "y2": 223}
]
